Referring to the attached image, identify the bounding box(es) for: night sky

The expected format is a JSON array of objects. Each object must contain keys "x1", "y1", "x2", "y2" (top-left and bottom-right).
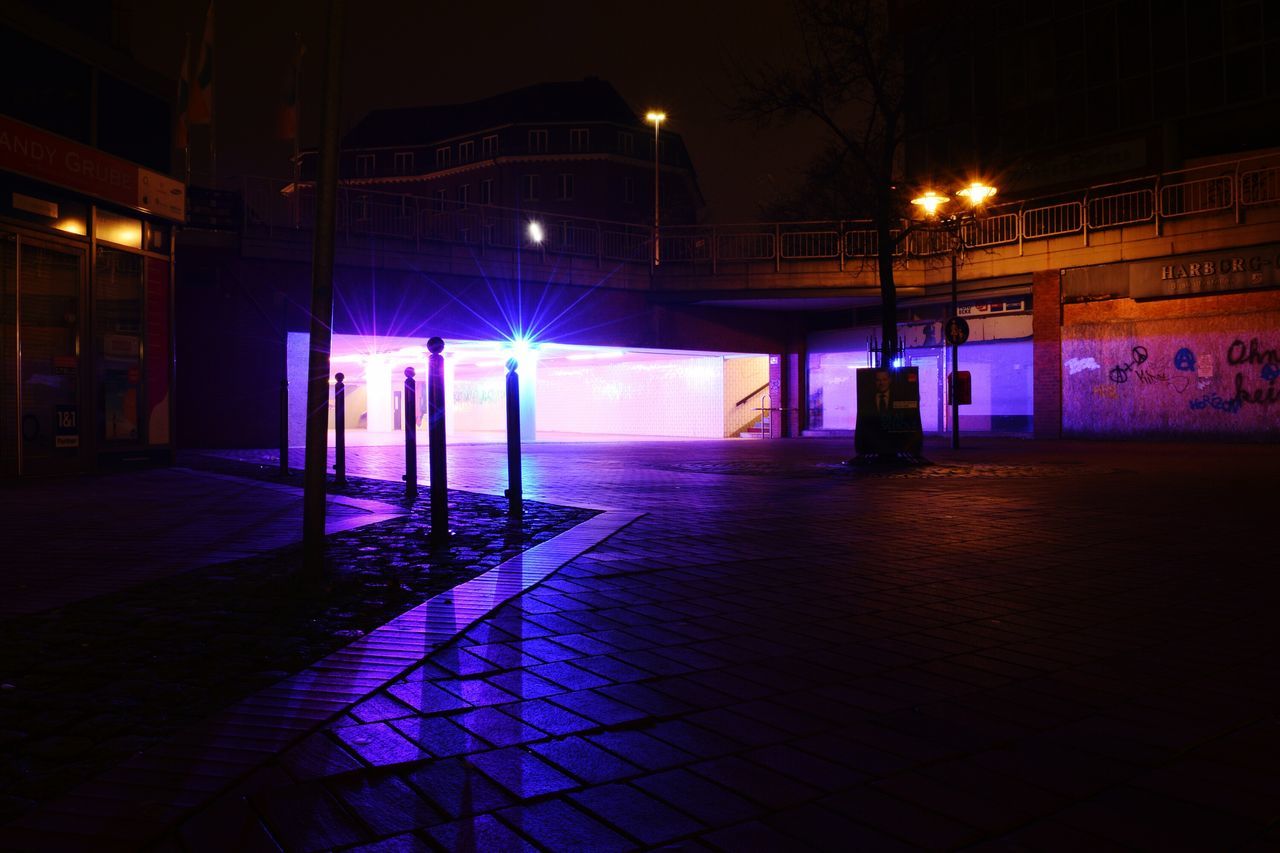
[{"x1": 127, "y1": 0, "x2": 825, "y2": 221}]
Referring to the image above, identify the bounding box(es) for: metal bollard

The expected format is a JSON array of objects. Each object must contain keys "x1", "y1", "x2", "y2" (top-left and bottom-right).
[
  {"x1": 427, "y1": 337, "x2": 450, "y2": 542},
  {"x1": 404, "y1": 366, "x2": 418, "y2": 500},
  {"x1": 279, "y1": 377, "x2": 289, "y2": 475},
  {"x1": 505, "y1": 357, "x2": 523, "y2": 516},
  {"x1": 334, "y1": 372, "x2": 346, "y2": 485}
]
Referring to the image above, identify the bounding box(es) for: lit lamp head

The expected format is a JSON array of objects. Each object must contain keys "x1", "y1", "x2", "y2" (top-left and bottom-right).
[
  {"x1": 957, "y1": 182, "x2": 997, "y2": 208},
  {"x1": 645, "y1": 111, "x2": 666, "y2": 126},
  {"x1": 526, "y1": 220, "x2": 544, "y2": 244},
  {"x1": 911, "y1": 190, "x2": 949, "y2": 218}
]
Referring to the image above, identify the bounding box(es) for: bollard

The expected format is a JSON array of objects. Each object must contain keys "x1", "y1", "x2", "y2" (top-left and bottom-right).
[
  {"x1": 404, "y1": 367, "x2": 418, "y2": 500},
  {"x1": 427, "y1": 337, "x2": 450, "y2": 542},
  {"x1": 279, "y1": 377, "x2": 289, "y2": 475},
  {"x1": 334, "y1": 372, "x2": 346, "y2": 485},
  {"x1": 505, "y1": 357, "x2": 523, "y2": 516}
]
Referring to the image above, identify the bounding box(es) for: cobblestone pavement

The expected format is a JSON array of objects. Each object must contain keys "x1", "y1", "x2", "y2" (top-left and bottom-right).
[{"x1": 9, "y1": 436, "x2": 1280, "y2": 850}]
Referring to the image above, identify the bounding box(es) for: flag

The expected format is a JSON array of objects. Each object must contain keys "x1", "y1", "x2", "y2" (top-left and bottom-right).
[
  {"x1": 176, "y1": 34, "x2": 191, "y2": 149},
  {"x1": 277, "y1": 34, "x2": 304, "y2": 141},
  {"x1": 188, "y1": 3, "x2": 214, "y2": 125}
]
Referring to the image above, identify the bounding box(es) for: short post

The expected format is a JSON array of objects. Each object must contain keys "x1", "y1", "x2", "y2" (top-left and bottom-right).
[
  {"x1": 505, "y1": 357, "x2": 523, "y2": 516},
  {"x1": 404, "y1": 366, "x2": 418, "y2": 500},
  {"x1": 333, "y1": 372, "x2": 346, "y2": 485},
  {"x1": 426, "y1": 337, "x2": 450, "y2": 542},
  {"x1": 279, "y1": 377, "x2": 289, "y2": 475}
]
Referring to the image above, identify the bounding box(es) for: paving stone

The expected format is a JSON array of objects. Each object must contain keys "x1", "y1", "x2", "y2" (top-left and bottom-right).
[
  {"x1": 435, "y1": 679, "x2": 518, "y2": 707},
  {"x1": 529, "y1": 736, "x2": 642, "y2": 784},
  {"x1": 334, "y1": 723, "x2": 431, "y2": 767},
  {"x1": 587, "y1": 729, "x2": 695, "y2": 771},
  {"x1": 483, "y1": 670, "x2": 565, "y2": 700},
  {"x1": 496, "y1": 798, "x2": 632, "y2": 852},
  {"x1": 329, "y1": 774, "x2": 445, "y2": 835},
  {"x1": 571, "y1": 783, "x2": 703, "y2": 845},
  {"x1": 451, "y1": 707, "x2": 546, "y2": 747},
  {"x1": 632, "y1": 769, "x2": 760, "y2": 827},
  {"x1": 390, "y1": 715, "x2": 491, "y2": 757},
  {"x1": 699, "y1": 819, "x2": 800, "y2": 851},
  {"x1": 279, "y1": 732, "x2": 365, "y2": 781},
  {"x1": 344, "y1": 833, "x2": 433, "y2": 852},
  {"x1": 547, "y1": 690, "x2": 648, "y2": 726},
  {"x1": 465, "y1": 747, "x2": 578, "y2": 798},
  {"x1": 350, "y1": 693, "x2": 415, "y2": 723},
  {"x1": 402, "y1": 758, "x2": 515, "y2": 819},
  {"x1": 253, "y1": 781, "x2": 368, "y2": 851},
  {"x1": 690, "y1": 755, "x2": 821, "y2": 809},
  {"x1": 499, "y1": 699, "x2": 597, "y2": 736},
  {"x1": 526, "y1": 661, "x2": 612, "y2": 690},
  {"x1": 426, "y1": 814, "x2": 537, "y2": 852},
  {"x1": 385, "y1": 681, "x2": 474, "y2": 714}
]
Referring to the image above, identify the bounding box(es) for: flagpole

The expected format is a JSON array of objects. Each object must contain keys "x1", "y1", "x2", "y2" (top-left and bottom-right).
[{"x1": 183, "y1": 32, "x2": 192, "y2": 188}]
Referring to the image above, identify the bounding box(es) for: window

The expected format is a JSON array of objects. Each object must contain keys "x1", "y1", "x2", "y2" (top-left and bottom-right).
[
  {"x1": 522, "y1": 174, "x2": 540, "y2": 200},
  {"x1": 617, "y1": 131, "x2": 634, "y2": 155},
  {"x1": 623, "y1": 177, "x2": 635, "y2": 204},
  {"x1": 458, "y1": 140, "x2": 474, "y2": 163},
  {"x1": 356, "y1": 154, "x2": 375, "y2": 176},
  {"x1": 433, "y1": 189, "x2": 447, "y2": 212},
  {"x1": 458, "y1": 184, "x2": 471, "y2": 206},
  {"x1": 480, "y1": 179, "x2": 494, "y2": 205},
  {"x1": 528, "y1": 129, "x2": 548, "y2": 153},
  {"x1": 482, "y1": 134, "x2": 498, "y2": 157},
  {"x1": 435, "y1": 147, "x2": 452, "y2": 167},
  {"x1": 557, "y1": 173, "x2": 574, "y2": 200},
  {"x1": 393, "y1": 151, "x2": 414, "y2": 175},
  {"x1": 569, "y1": 128, "x2": 590, "y2": 151}
]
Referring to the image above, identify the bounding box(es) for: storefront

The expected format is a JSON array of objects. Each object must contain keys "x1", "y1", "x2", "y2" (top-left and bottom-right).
[{"x1": 1, "y1": 115, "x2": 184, "y2": 476}]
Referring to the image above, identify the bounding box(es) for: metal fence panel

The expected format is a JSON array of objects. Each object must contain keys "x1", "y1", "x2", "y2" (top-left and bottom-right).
[
  {"x1": 780, "y1": 230, "x2": 839, "y2": 258},
  {"x1": 716, "y1": 231, "x2": 774, "y2": 261},
  {"x1": 1241, "y1": 167, "x2": 1280, "y2": 206},
  {"x1": 1022, "y1": 201, "x2": 1083, "y2": 238},
  {"x1": 1088, "y1": 189, "x2": 1155, "y2": 229},
  {"x1": 1160, "y1": 176, "x2": 1233, "y2": 218}
]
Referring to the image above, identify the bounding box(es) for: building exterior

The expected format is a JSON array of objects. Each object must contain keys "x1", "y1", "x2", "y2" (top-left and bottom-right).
[
  {"x1": 296, "y1": 77, "x2": 703, "y2": 229},
  {"x1": 1, "y1": 7, "x2": 184, "y2": 477}
]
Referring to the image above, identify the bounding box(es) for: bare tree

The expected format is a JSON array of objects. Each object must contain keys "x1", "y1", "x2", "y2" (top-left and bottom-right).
[{"x1": 732, "y1": 0, "x2": 912, "y2": 364}]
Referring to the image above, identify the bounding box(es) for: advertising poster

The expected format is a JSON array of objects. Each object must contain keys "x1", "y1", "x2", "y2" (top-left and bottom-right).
[{"x1": 854, "y1": 366, "x2": 924, "y2": 455}]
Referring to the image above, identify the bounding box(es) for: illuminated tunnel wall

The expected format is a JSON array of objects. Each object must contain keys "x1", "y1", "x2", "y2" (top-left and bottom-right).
[{"x1": 286, "y1": 333, "x2": 769, "y2": 445}]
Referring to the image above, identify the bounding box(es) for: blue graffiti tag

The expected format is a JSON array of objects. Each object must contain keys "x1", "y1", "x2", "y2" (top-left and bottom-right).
[
  {"x1": 1189, "y1": 393, "x2": 1242, "y2": 414},
  {"x1": 1262, "y1": 363, "x2": 1280, "y2": 382},
  {"x1": 1173, "y1": 347, "x2": 1196, "y2": 372}
]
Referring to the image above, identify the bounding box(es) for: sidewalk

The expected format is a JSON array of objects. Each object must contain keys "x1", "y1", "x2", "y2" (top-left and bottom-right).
[{"x1": 3, "y1": 437, "x2": 1279, "y2": 850}]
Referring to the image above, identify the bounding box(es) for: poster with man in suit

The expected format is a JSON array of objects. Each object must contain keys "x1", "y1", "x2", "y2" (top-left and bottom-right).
[{"x1": 854, "y1": 367, "x2": 924, "y2": 456}]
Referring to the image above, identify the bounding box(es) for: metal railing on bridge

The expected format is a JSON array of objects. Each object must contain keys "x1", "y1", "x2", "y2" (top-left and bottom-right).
[{"x1": 232, "y1": 150, "x2": 1280, "y2": 273}]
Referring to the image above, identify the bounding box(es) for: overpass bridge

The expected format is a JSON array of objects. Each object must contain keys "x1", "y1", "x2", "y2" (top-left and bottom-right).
[{"x1": 177, "y1": 151, "x2": 1280, "y2": 447}]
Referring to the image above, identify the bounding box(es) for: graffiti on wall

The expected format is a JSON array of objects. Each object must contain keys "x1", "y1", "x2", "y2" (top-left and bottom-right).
[{"x1": 1064, "y1": 328, "x2": 1280, "y2": 436}]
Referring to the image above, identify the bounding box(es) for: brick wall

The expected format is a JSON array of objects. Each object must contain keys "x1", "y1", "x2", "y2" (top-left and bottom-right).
[{"x1": 1031, "y1": 270, "x2": 1063, "y2": 438}]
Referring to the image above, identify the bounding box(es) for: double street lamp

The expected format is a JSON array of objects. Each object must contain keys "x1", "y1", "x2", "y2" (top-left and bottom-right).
[
  {"x1": 910, "y1": 181, "x2": 997, "y2": 449},
  {"x1": 645, "y1": 110, "x2": 666, "y2": 268}
]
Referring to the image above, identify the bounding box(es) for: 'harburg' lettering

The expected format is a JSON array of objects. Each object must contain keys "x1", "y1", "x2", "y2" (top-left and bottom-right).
[{"x1": 1161, "y1": 255, "x2": 1275, "y2": 280}]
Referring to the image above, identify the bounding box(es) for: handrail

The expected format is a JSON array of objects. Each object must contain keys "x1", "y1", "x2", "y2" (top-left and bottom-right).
[
  {"x1": 735, "y1": 382, "x2": 770, "y2": 408},
  {"x1": 227, "y1": 148, "x2": 1280, "y2": 274}
]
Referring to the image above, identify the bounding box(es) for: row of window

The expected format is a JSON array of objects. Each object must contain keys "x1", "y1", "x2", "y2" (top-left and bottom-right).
[
  {"x1": 420, "y1": 175, "x2": 640, "y2": 205},
  {"x1": 354, "y1": 129, "x2": 649, "y2": 177}
]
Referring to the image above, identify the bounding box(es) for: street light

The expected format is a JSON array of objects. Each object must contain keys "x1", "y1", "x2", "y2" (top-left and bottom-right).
[
  {"x1": 911, "y1": 181, "x2": 997, "y2": 450},
  {"x1": 645, "y1": 110, "x2": 666, "y2": 267},
  {"x1": 526, "y1": 220, "x2": 545, "y2": 245}
]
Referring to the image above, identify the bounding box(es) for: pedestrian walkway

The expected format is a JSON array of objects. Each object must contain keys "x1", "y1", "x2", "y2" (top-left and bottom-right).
[{"x1": 4, "y1": 437, "x2": 1279, "y2": 850}]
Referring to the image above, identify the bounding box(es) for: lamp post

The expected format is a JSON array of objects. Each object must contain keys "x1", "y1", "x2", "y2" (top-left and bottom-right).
[
  {"x1": 645, "y1": 110, "x2": 665, "y2": 268},
  {"x1": 910, "y1": 182, "x2": 996, "y2": 450}
]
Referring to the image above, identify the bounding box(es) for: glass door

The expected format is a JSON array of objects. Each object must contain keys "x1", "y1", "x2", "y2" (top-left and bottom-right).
[{"x1": 16, "y1": 237, "x2": 85, "y2": 475}]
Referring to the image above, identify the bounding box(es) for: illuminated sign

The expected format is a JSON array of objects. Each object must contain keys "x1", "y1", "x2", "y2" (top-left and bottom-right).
[{"x1": 0, "y1": 114, "x2": 185, "y2": 222}]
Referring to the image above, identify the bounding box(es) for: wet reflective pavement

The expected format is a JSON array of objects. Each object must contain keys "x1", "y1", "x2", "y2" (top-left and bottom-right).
[{"x1": 5, "y1": 436, "x2": 1279, "y2": 850}]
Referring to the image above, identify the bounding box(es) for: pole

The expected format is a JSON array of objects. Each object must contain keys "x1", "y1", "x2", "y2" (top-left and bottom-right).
[
  {"x1": 950, "y1": 248, "x2": 960, "y2": 450},
  {"x1": 505, "y1": 358, "x2": 523, "y2": 516},
  {"x1": 334, "y1": 372, "x2": 346, "y2": 484},
  {"x1": 652, "y1": 120, "x2": 660, "y2": 268},
  {"x1": 301, "y1": 0, "x2": 345, "y2": 578},
  {"x1": 404, "y1": 367, "x2": 418, "y2": 500},
  {"x1": 427, "y1": 337, "x2": 449, "y2": 541},
  {"x1": 278, "y1": 377, "x2": 288, "y2": 475}
]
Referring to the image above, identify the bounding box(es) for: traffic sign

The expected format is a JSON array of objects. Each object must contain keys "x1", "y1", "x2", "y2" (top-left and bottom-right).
[{"x1": 944, "y1": 316, "x2": 970, "y2": 345}]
